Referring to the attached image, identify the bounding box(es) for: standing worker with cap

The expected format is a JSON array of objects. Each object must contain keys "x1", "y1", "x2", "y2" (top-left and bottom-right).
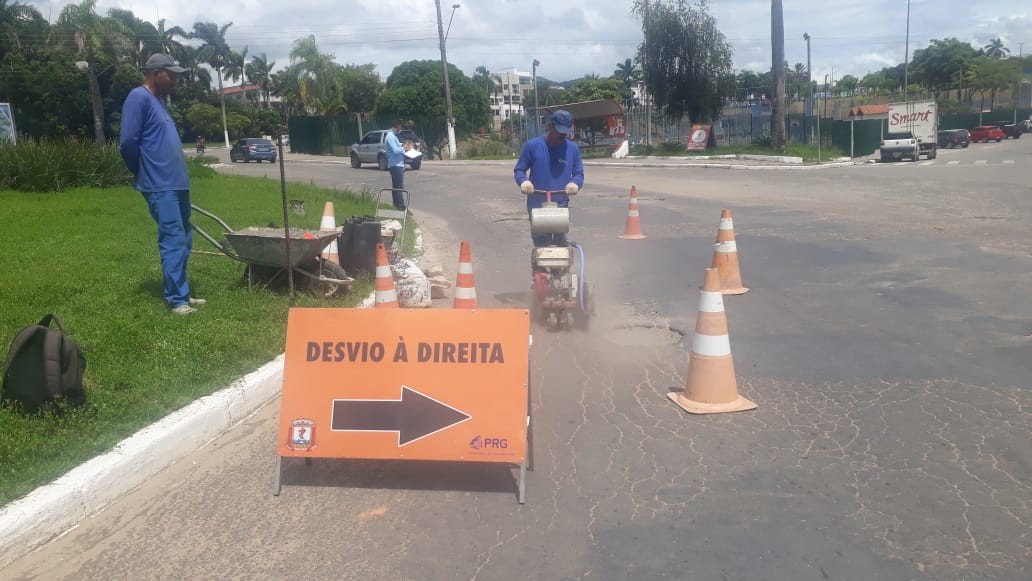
[
  {"x1": 119, "y1": 54, "x2": 205, "y2": 316},
  {"x1": 513, "y1": 110, "x2": 584, "y2": 247}
]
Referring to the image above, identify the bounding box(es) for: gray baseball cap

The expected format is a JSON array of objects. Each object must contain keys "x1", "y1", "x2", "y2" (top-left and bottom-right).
[{"x1": 143, "y1": 54, "x2": 187, "y2": 73}]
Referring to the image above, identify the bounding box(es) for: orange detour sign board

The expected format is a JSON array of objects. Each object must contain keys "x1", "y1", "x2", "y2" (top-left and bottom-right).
[{"x1": 276, "y1": 308, "x2": 530, "y2": 471}]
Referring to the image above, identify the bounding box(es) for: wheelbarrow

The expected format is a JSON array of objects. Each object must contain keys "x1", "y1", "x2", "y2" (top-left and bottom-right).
[{"x1": 190, "y1": 204, "x2": 353, "y2": 298}]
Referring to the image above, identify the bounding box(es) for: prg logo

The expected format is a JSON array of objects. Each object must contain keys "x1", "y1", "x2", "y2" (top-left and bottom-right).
[{"x1": 469, "y1": 435, "x2": 507, "y2": 450}]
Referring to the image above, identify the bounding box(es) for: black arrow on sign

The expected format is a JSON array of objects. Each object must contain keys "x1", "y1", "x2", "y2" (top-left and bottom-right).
[{"x1": 330, "y1": 386, "x2": 471, "y2": 446}]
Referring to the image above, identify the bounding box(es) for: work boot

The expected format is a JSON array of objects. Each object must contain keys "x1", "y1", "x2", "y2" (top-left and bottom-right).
[{"x1": 171, "y1": 304, "x2": 197, "y2": 316}]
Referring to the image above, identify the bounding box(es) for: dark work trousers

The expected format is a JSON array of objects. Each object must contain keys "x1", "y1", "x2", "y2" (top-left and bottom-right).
[{"x1": 388, "y1": 165, "x2": 406, "y2": 209}]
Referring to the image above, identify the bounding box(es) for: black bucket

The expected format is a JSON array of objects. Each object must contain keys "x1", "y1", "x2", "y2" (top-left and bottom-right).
[{"x1": 339, "y1": 216, "x2": 382, "y2": 277}]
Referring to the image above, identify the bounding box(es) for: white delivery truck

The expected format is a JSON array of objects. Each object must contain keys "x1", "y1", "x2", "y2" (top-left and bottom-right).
[{"x1": 882, "y1": 100, "x2": 938, "y2": 161}]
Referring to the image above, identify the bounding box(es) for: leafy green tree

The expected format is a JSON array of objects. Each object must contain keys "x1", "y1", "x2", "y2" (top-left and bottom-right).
[
  {"x1": 0, "y1": 46, "x2": 92, "y2": 138},
  {"x1": 910, "y1": 38, "x2": 979, "y2": 99},
  {"x1": 187, "y1": 103, "x2": 221, "y2": 138},
  {"x1": 634, "y1": 0, "x2": 734, "y2": 122},
  {"x1": 225, "y1": 111, "x2": 252, "y2": 140},
  {"x1": 376, "y1": 59, "x2": 490, "y2": 155},
  {"x1": 837, "y1": 74, "x2": 859, "y2": 96},
  {"x1": 340, "y1": 63, "x2": 382, "y2": 115},
  {"x1": 562, "y1": 77, "x2": 629, "y2": 103}
]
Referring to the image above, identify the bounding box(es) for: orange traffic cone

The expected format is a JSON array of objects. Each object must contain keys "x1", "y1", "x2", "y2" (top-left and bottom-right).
[
  {"x1": 711, "y1": 209, "x2": 748, "y2": 295},
  {"x1": 319, "y1": 201, "x2": 340, "y2": 266},
  {"x1": 453, "y1": 240, "x2": 478, "y2": 309},
  {"x1": 667, "y1": 267, "x2": 757, "y2": 414},
  {"x1": 374, "y1": 243, "x2": 398, "y2": 308},
  {"x1": 618, "y1": 186, "x2": 647, "y2": 239}
]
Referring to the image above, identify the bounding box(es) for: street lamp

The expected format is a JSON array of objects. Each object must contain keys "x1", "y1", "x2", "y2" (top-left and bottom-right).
[
  {"x1": 74, "y1": 60, "x2": 115, "y2": 144},
  {"x1": 435, "y1": 1, "x2": 460, "y2": 160},
  {"x1": 803, "y1": 33, "x2": 812, "y2": 144},
  {"x1": 532, "y1": 59, "x2": 540, "y2": 136},
  {"x1": 903, "y1": 0, "x2": 910, "y2": 101}
]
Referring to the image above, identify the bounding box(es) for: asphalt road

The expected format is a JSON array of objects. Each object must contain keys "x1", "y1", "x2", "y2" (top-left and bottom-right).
[{"x1": 5, "y1": 141, "x2": 1030, "y2": 580}]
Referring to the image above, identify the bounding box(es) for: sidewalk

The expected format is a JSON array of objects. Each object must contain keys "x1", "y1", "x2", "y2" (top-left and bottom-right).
[{"x1": 284, "y1": 152, "x2": 859, "y2": 171}]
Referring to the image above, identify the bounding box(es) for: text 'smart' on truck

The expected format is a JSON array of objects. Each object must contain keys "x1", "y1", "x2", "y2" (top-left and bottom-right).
[{"x1": 886, "y1": 100, "x2": 938, "y2": 161}]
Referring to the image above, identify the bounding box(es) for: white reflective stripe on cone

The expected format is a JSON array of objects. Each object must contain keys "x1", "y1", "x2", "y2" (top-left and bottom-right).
[
  {"x1": 719, "y1": 218, "x2": 734, "y2": 230},
  {"x1": 698, "y1": 291, "x2": 725, "y2": 313},
  {"x1": 324, "y1": 240, "x2": 338, "y2": 253},
  {"x1": 457, "y1": 262, "x2": 474, "y2": 274},
  {"x1": 714, "y1": 240, "x2": 737, "y2": 253},
  {"x1": 320, "y1": 216, "x2": 335, "y2": 229},
  {"x1": 628, "y1": 210, "x2": 640, "y2": 217},
  {"x1": 692, "y1": 333, "x2": 731, "y2": 357},
  {"x1": 454, "y1": 287, "x2": 477, "y2": 299},
  {"x1": 375, "y1": 266, "x2": 392, "y2": 278},
  {"x1": 376, "y1": 290, "x2": 397, "y2": 302}
]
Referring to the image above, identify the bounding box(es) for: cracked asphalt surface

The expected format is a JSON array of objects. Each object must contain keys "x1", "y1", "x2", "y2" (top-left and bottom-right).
[{"x1": 4, "y1": 144, "x2": 1029, "y2": 580}]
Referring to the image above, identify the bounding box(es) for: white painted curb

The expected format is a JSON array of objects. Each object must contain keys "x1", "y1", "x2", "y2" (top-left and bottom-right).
[
  {"x1": 0, "y1": 225, "x2": 423, "y2": 568},
  {"x1": 0, "y1": 356, "x2": 284, "y2": 568}
]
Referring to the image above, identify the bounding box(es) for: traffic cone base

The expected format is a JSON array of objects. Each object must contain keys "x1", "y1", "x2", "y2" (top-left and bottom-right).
[
  {"x1": 667, "y1": 353, "x2": 757, "y2": 414},
  {"x1": 668, "y1": 268, "x2": 756, "y2": 415},
  {"x1": 453, "y1": 240, "x2": 478, "y2": 309},
  {"x1": 619, "y1": 186, "x2": 647, "y2": 239}
]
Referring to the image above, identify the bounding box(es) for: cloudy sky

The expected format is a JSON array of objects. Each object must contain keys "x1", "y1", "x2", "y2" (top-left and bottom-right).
[{"x1": 33, "y1": 0, "x2": 1032, "y2": 84}]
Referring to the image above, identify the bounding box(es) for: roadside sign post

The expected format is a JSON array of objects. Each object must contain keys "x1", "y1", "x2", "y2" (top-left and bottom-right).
[{"x1": 274, "y1": 308, "x2": 532, "y2": 502}]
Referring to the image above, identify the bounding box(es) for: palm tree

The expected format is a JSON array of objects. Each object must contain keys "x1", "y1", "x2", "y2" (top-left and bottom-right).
[
  {"x1": 224, "y1": 46, "x2": 249, "y2": 105},
  {"x1": 246, "y1": 53, "x2": 276, "y2": 108},
  {"x1": 58, "y1": 0, "x2": 131, "y2": 144},
  {"x1": 0, "y1": 0, "x2": 45, "y2": 60},
  {"x1": 190, "y1": 21, "x2": 234, "y2": 146},
  {"x1": 613, "y1": 58, "x2": 640, "y2": 89},
  {"x1": 983, "y1": 38, "x2": 1010, "y2": 60}
]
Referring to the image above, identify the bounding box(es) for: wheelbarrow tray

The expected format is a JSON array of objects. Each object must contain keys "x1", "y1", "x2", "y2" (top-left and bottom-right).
[{"x1": 224, "y1": 227, "x2": 336, "y2": 268}]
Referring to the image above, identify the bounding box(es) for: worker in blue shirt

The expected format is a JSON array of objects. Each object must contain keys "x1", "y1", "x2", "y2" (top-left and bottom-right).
[
  {"x1": 384, "y1": 119, "x2": 407, "y2": 210},
  {"x1": 513, "y1": 110, "x2": 584, "y2": 246},
  {"x1": 120, "y1": 54, "x2": 205, "y2": 316}
]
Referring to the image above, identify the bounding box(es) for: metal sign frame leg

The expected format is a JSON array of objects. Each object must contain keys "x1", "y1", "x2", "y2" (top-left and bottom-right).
[
  {"x1": 273, "y1": 456, "x2": 283, "y2": 496},
  {"x1": 375, "y1": 188, "x2": 411, "y2": 250}
]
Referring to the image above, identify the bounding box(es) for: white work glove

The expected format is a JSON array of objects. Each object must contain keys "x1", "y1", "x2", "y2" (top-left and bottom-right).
[
  {"x1": 520, "y1": 180, "x2": 534, "y2": 195},
  {"x1": 565, "y1": 182, "x2": 579, "y2": 195}
]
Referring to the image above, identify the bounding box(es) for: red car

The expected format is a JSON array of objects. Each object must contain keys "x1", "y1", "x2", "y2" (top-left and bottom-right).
[{"x1": 969, "y1": 125, "x2": 1005, "y2": 143}]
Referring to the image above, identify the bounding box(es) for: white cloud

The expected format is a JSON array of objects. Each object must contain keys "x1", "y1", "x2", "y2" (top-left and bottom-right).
[{"x1": 32, "y1": 0, "x2": 1032, "y2": 83}]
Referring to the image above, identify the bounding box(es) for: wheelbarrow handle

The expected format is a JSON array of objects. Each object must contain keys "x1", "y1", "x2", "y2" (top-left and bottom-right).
[
  {"x1": 189, "y1": 204, "x2": 246, "y2": 263},
  {"x1": 191, "y1": 204, "x2": 235, "y2": 233}
]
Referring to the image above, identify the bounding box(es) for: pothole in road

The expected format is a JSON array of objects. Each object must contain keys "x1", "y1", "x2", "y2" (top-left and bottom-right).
[{"x1": 600, "y1": 322, "x2": 686, "y2": 346}]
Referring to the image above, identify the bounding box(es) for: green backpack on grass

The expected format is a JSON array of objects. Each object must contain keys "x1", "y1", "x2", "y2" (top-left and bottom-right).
[{"x1": 2, "y1": 314, "x2": 87, "y2": 413}]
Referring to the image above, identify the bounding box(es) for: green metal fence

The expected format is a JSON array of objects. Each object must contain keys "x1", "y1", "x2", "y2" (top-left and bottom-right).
[{"x1": 830, "y1": 108, "x2": 1032, "y2": 158}]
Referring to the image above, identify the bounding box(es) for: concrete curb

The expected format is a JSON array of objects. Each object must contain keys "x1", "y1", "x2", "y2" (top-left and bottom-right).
[
  {"x1": 0, "y1": 356, "x2": 284, "y2": 568},
  {"x1": 0, "y1": 225, "x2": 424, "y2": 569}
]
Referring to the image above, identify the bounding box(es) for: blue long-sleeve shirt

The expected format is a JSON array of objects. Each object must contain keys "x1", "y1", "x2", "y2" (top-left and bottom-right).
[
  {"x1": 513, "y1": 136, "x2": 584, "y2": 193},
  {"x1": 119, "y1": 86, "x2": 189, "y2": 192},
  {"x1": 384, "y1": 129, "x2": 404, "y2": 168}
]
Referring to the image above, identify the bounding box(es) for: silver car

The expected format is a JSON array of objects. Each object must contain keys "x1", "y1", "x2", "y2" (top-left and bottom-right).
[{"x1": 349, "y1": 130, "x2": 424, "y2": 170}]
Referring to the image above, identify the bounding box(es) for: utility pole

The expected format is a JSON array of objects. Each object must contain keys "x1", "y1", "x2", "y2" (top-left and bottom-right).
[
  {"x1": 770, "y1": 0, "x2": 786, "y2": 151},
  {"x1": 435, "y1": 0, "x2": 458, "y2": 160},
  {"x1": 803, "y1": 32, "x2": 812, "y2": 144},
  {"x1": 903, "y1": 0, "x2": 911, "y2": 101},
  {"x1": 1016, "y1": 43, "x2": 1024, "y2": 125},
  {"x1": 532, "y1": 59, "x2": 540, "y2": 137}
]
